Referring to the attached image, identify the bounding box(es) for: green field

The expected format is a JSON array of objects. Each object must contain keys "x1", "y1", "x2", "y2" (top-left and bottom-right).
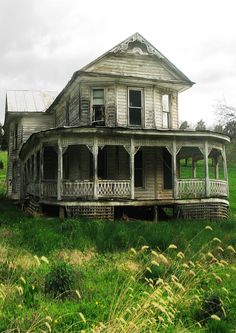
[{"x1": 0, "y1": 151, "x2": 236, "y2": 332}]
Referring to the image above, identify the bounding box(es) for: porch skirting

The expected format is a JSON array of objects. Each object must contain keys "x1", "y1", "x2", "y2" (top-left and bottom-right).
[{"x1": 24, "y1": 197, "x2": 228, "y2": 221}]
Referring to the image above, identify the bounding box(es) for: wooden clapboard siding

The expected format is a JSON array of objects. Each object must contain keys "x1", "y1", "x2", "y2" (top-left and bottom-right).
[
  {"x1": 80, "y1": 85, "x2": 90, "y2": 126},
  {"x1": 105, "y1": 87, "x2": 116, "y2": 127},
  {"x1": 21, "y1": 115, "x2": 54, "y2": 143},
  {"x1": 171, "y1": 93, "x2": 178, "y2": 129},
  {"x1": 69, "y1": 89, "x2": 80, "y2": 126},
  {"x1": 154, "y1": 88, "x2": 162, "y2": 128},
  {"x1": 144, "y1": 86, "x2": 155, "y2": 129},
  {"x1": 116, "y1": 85, "x2": 128, "y2": 127},
  {"x1": 86, "y1": 54, "x2": 178, "y2": 81}
]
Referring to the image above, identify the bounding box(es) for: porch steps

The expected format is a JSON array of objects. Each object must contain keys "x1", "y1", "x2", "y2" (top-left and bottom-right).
[
  {"x1": 178, "y1": 202, "x2": 229, "y2": 220},
  {"x1": 23, "y1": 195, "x2": 42, "y2": 216},
  {"x1": 66, "y1": 206, "x2": 114, "y2": 220}
]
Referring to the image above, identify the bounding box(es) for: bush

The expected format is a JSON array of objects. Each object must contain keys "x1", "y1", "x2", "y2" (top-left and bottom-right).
[{"x1": 45, "y1": 262, "x2": 76, "y2": 299}]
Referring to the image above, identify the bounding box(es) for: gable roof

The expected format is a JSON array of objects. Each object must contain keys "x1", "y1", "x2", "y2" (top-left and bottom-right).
[
  {"x1": 46, "y1": 33, "x2": 194, "y2": 113},
  {"x1": 6, "y1": 90, "x2": 58, "y2": 113},
  {"x1": 80, "y1": 32, "x2": 194, "y2": 84}
]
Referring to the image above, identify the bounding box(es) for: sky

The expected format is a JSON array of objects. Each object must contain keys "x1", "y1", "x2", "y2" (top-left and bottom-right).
[{"x1": 1, "y1": 0, "x2": 236, "y2": 126}]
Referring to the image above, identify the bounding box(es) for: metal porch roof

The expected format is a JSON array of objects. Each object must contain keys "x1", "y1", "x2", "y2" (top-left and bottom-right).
[{"x1": 6, "y1": 90, "x2": 58, "y2": 113}]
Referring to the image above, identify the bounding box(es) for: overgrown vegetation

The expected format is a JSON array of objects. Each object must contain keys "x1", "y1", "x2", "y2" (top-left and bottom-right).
[{"x1": 0, "y1": 150, "x2": 235, "y2": 332}]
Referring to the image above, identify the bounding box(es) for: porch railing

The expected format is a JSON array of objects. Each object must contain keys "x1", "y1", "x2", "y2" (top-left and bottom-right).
[
  {"x1": 97, "y1": 180, "x2": 131, "y2": 198},
  {"x1": 177, "y1": 179, "x2": 228, "y2": 199},
  {"x1": 42, "y1": 180, "x2": 57, "y2": 198},
  {"x1": 62, "y1": 181, "x2": 94, "y2": 198},
  {"x1": 209, "y1": 179, "x2": 228, "y2": 197}
]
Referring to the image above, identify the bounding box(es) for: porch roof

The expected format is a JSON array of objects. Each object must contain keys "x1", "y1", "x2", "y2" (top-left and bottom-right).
[{"x1": 19, "y1": 126, "x2": 230, "y2": 160}]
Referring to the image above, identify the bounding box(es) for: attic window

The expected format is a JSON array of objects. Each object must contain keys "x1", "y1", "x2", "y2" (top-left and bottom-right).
[
  {"x1": 129, "y1": 89, "x2": 143, "y2": 126},
  {"x1": 92, "y1": 89, "x2": 105, "y2": 126},
  {"x1": 162, "y1": 95, "x2": 170, "y2": 129}
]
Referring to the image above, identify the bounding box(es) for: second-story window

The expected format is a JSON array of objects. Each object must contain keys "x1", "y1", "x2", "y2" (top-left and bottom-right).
[
  {"x1": 129, "y1": 89, "x2": 142, "y2": 126},
  {"x1": 162, "y1": 94, "x2": 170, "y2": 128},
  {"x1": 92, "y1": 89, "x2": 105, "y2": 126}
]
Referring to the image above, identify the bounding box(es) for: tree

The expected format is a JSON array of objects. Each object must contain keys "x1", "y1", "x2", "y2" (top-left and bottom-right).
[
  {"x1": 179, "y1": 121, "x2": 189, "y2": 130},
  {"x1": 195, "y1": 119, "x2": 206, "y2": 131},
  {"x1": 213, "y1": 124, "x2": 224, "y2": 134},
  {"x1": 215, "y1": 99, "x2": 236, "y2": 125}
]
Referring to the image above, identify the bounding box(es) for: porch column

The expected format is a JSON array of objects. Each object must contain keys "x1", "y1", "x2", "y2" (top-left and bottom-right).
[
  {"x1": 130, "y1": 139, "x2": 135, "y2": 200},
  {"x1": 215, "y1": 156, "x2": 219, "y2": 179},
  {"x1": 172, "y1": 139, "x2": 177, "y2": 199},
  {"x1": 192, "y1": 160, "x2": 197, "y2": 178},
  {"x1": 204, "y1": 140, "x2": 210, "y2": 197},
  {"x1": 39, "y1": 146, "x2": 44, "y2": 198},
  {"x1": 57, "y1": 138, "x2": 63, "y2": 201},
  {"x1": 93, "y1": 139, "x2": 98, "y2": 199}
]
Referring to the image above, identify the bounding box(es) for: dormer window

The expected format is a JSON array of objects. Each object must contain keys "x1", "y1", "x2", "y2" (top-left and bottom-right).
[
  {"x1": 92, "y1": 89, "x2": 105, "y2": 126},
  {"x1": 162, "y1": 94, "x2": 170, "y2": 128},
  {"x1": 129, "y1": 89, "x2": 143, "y2": 126}
]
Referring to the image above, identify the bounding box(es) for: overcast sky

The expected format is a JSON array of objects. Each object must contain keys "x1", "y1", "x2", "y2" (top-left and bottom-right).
[{"x1": 1, "y1": 0, "x2": 236, "y2": 126}]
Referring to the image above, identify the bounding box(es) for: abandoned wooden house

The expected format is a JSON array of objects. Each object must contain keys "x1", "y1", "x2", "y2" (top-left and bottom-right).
[{"x1": 4, "y1": 33, "x2": 230, "y2": 220}]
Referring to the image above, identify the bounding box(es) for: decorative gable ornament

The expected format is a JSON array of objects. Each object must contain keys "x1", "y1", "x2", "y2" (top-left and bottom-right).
[{"x1": 110, "y1": 33, "x2": 164, "y2": 58}]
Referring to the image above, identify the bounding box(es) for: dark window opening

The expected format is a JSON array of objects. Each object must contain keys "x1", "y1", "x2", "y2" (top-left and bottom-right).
[
  {"x1": 98, "y1": 147, "x2": 107, "y2": 179},
  {"x1": 129, "y1": 90, "x2": 142, "y2": 126},
  {"x1": 63, "y1": 152, "x2": 70, "y2": 180},
  {"x1": 89, "y1": 152, "x2": 94, "y2": 179},
  {"x1": 43, "y1": 146, "x2": 57, "y2": 180},
  {"x1": 92, "y1": 89, "x2": 105, "y2": 126},
  {"x1": 134, "y1": 150, "x2": 143, "y2": 187},
  {"x1": 163, "y1": 148, "x2": 172, "y2": 189}
]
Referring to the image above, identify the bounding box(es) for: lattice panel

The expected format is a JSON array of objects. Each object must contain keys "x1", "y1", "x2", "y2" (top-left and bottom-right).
[
  {"x1": 178, "y1": 202, "x2": 229, "y2": 220},
  {"x1": 66, "y1": 206, "x2": 114, "y2": 220}
]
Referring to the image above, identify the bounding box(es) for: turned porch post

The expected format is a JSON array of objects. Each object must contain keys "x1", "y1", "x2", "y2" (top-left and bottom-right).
[
  {"x1": 130, "y1": 139, "x2": 135, "y2": 200},
  {"x1": 204, "y1": 140, "x2": 210, "y2": 197},
  {"x1": 172, "y1": 139, "x2": 178, "y2": 199},
  {"x1": 57, "y1": 138, "x2": 63, "y2": 201},
  {"x1": 192, "y1": 160, "x2": 197, "y2": 178},
  {"x1": 93, "y1": 139, "x2": 98, "y2": 199},
  {"x1": 215, "y1": 156, "x2": 219, "y2": 179}
]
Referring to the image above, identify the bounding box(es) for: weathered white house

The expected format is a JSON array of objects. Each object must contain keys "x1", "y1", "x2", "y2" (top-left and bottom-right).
[{"x1": 4, "y1": 33, "x2": 230, "y2": 220}]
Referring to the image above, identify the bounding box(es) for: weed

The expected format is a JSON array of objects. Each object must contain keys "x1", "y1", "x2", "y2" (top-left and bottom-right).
[{"x1": 45, "y1": 261, "x2": 77, "y2": 299}]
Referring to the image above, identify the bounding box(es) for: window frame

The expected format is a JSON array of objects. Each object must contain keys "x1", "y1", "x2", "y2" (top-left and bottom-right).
[
  {"x1": 128, "y1": 87, "x2": 144, "y2": 127},
  {"x1": 162, "y1": 94, "x2": 171, "y2": 129},
  {"x1": 91, "y1": 88, "x2": 105, "y2": 125}
]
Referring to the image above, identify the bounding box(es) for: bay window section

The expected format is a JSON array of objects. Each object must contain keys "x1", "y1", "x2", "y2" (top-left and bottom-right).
[
  {"x1": 129, "y1": 89, "x2": 143, "y2": 126},
  {"x1": 92, "y1": 89, "x2": 105, "y2": 126}
]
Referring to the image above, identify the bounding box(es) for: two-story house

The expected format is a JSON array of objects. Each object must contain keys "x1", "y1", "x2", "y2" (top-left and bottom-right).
[{"x1": 4, "y1": 33, "x2": 230, "y2": 220}]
